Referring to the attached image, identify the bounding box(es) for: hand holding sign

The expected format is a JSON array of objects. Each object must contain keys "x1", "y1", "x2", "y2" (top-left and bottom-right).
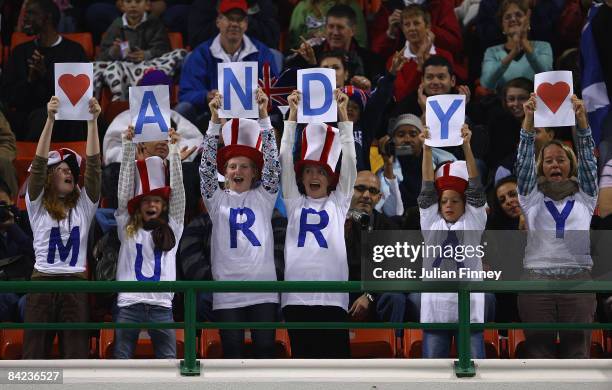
[
  {"x1": 209, "y1": 91, "x2": 222, "y2": 124},
  {"x1": 54, "y1": 63, "x2": 93, "y2": 120},
  {"x1": 129, "y1": 85, "x2": 171, "y2": 143},
  {"x1": 534, "y1": 71, "x2": 575, "y2": 127},
  {"x1": 424, "y1": 94, "x2": 465, "y2": 147},
  {"x1": 297, "y1": 68, "x2": 337, "y2": 123},
  {"x1": 218, "y1": 62, "x2": 258, "y2": 118}
]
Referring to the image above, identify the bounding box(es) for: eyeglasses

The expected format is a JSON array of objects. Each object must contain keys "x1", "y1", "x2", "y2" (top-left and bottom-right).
[{"x1": 354, "y1": 185, "x2": 380, "y2": 195}]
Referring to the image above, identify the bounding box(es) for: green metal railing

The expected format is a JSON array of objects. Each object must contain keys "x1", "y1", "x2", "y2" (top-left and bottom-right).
[{"x1": 2, "y1": 280, "x2": 612, "y2": 377}]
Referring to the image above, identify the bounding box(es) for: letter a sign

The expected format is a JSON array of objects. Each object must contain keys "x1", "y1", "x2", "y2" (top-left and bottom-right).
[{"x1": 130, "y1": 85, "x2": 171, "y2": 143}]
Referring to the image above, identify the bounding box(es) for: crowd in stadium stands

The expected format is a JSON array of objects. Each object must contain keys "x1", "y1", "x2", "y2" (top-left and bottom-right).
[{"x1": 0, "y1": 0, "x2": 612, "y2": 360}]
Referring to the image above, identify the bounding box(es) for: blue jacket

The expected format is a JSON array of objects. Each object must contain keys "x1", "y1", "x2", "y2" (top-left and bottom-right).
[{"x1": 178, "y1": 35, "x2": 279, "y2": 111}]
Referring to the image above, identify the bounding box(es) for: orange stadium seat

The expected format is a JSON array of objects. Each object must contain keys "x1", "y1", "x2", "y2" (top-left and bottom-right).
[
  {"x1": 167, "y1": 32, "x2": 184, "y2": 50},
  {"x1": 402, "y1": 329, "x2": 499, "y2": 358},
  {"x1": 200, "y1": 328, "x2": 291, "y2": 358},
  {"x1": 349, "y1": 329, "x2": 396, "y2": 358},
  {"x1": 0, "y1": 329, "x2": 97, "y2": 359},
  {"x1": 509, "y1": 329, "x2": 605, "y2": 358},
  {"x1": 10, "y1": 32, "x2": 95, "y2": 60},
  {"x1": 98, "y1": 328, "x2": 185, "y2": 359}
]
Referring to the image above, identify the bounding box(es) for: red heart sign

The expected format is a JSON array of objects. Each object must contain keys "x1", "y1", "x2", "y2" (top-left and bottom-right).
[
  {"x1": 58, "y1": 74, "x2": 90, "y2": 106},
  {"x1": 536, "y1": 82, "x2": 570, "y2": 114}
]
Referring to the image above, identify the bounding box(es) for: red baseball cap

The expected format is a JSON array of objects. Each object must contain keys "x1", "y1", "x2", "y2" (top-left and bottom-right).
[{"x1": 218, "y1": 0, "x2": 248, "y2": 14}]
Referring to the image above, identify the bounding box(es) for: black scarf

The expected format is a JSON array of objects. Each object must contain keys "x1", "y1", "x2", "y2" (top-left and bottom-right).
[
  {"x1": 537, "y1": 176, "x2": 580, "y2": 201},
  {"x1": 143, "y1": 218, "x2": 176, "y2": 252}
]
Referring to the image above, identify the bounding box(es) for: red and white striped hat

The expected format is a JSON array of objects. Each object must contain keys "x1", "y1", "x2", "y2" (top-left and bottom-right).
[
  {"x1": 435, "y1": 160, "x2": 468, "y2": 195},
  {"x1": 295, "y1": 123, "x2": 341, "y2": 184},
  {"x1": 128, "y1": 156, "x2": 171, "y2": 215},
  {"x1": 29, "y1": 148, "x2": 83, "y2": 182},
  {"x1": 217, "y1": 118, "x2": 263, "y2": 174}
]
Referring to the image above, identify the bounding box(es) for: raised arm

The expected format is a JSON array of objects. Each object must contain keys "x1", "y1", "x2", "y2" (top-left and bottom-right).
[
  {"x1": 168, "y1": 128, "x2": 186, "y2": 224},
  {"x1": 516, "y1": 93, "x2": 537, "y2": 196},
  {"x1": 336, "y1": 90, "x2": 357, "y2": 197},
  {"x1": 199, "y1": 92, "x2": 221, "y2": 200},
  {"x1": 572, "y1": 96, "x2": 598, "y2": 197},
  {"x1": 84, "y1": 98, "x2": 102, "y2": 203},
  {"x1": 280, "y1": 90, "x2": 301, "y2": 199},
  {"x1": 28, "y1": 97, "x2": 58, "y2": 200},
  {"x1": 417, "y1": 128, "x2": 438, "y2": 209},
  {"x1": 256, "y1": 88, "x2": 280, "y2": 195},
  {"x1": 462, "y1": 124, "x2": 486, "y2": 208},
  {"x1": 117, "y1": 126, "x2": 136, "y2": 211}
]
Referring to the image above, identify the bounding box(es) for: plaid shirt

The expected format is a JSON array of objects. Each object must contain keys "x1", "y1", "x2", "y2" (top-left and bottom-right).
[{"x1": 516, "y1": 127, "x2": 598, "y2": 197}]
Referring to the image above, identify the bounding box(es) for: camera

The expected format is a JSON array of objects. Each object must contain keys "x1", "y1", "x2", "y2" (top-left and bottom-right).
[
  {"x1": 347, "y1": 208, "x2": 370, "y2": 230},
  {"x1": 383, "y1": 140, "x2": 414, "y2": 157},
  {"x1": 0, "y1": 202, "x2": 17, "y2": 223}
]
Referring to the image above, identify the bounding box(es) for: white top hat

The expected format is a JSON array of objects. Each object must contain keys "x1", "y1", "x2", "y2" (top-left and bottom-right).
[
  {"x1": 128, "y1": 156, "x2": 170, "y2": 214},
  {"x1": 295, "y1": 123, "x2": 341, "y2": 182},
  {"x1": 217, "y1": 118, "x2": 263, "y2": 173}
]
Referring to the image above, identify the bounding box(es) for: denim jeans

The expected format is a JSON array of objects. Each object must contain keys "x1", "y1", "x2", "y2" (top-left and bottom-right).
[
  {"x1": 114, "y1": 303, "x2": 176, "y2": 359},
  {"x1": 213, "y1": 303, "x2": 278, "y2": 358},
  {"x1": 422, "y1": 330, "x2": 485, "y2": 358}
]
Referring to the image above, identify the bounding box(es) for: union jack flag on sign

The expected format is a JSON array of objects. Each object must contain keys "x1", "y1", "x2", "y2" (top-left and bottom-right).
[{"x1": 258, "y1": 63, "x2": 297, "y2": 112}]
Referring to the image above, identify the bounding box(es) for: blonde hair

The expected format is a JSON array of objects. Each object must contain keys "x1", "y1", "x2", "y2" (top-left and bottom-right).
[
  {"x1": 536, "y1": 140, "x2": 578, "y2": 178},
  {"x1": 42, "y1": 169, "x2": 80, "y2": 221},
  {"x1": 401, "y1": 4, "x2": 431, "y2": 25},
  {"x1": 126, "y1": 198, "x2": 168, "y2": 238}
]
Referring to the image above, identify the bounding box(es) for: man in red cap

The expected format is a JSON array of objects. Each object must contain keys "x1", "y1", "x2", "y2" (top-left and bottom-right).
[{"x1": 177, "y1": 0, "x2": 280, "y2": 129}]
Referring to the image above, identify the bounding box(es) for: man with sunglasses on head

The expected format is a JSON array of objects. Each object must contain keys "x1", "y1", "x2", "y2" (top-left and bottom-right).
[{"x1": 345, "y1": 171, "x2": 420, "y2": 331}]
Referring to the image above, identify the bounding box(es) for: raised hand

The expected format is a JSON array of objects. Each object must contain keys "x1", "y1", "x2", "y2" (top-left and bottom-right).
[
  {"x1": 168, "y1": 128, "x2": 179, "y2": 145},
  {"x1": 208, "y1": 91, "x2": 222, "y2": 123},
  {"x1": 47, "y1": 96, "x2": 60, "y2": 118},
  {"x1": 389, "y1": 50, "x2": 408, "y2": 76},
  {"x1": 386, "y1": 9, "x2": 402, "y2": 38},
  {"x1": 572, "y1": 94, "x2": 589, "y2": 130},
  {"x1": 287, "y1": 90, "x2": 300, "y2": 122},
  {"x1": 336, "y1": 89, "x2": 349, "y2": 122},
  {"x1": 461, "y1": 124, "x2": 472, "y2": 146},
  {"x1": 456, "y1": 85, "x2": 471, "y2": 104},
  {"x1": 256, "y1": 87, "x2": 269, "y2": 118},
  {"x1": 291, "y1": 36, "x2": 317, "y2": 65},
  {"x1": 124, "y1": 125, "x2": 135, "y2": 141},
  {"x1": 89, "y1": 97, "x2": 102, "y2": 120}
]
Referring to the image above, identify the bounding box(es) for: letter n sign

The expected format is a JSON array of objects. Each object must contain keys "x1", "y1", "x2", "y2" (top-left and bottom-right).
[{"x1": 218, "y1": 62, "x2": 258, "y2": 118}]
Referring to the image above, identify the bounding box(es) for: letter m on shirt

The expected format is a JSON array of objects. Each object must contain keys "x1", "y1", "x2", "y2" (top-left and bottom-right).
[{"x1": 47, "y1": 226, "x2": 80, "y2": 266}]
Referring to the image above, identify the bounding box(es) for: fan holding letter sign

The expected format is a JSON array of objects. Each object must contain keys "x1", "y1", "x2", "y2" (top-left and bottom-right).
[
  {"x1": 54, "y1": 63, "x2": 94, "y2": 120},
  {"x1": 534, "y1": 71, "x2": 575, "y2": 127},
  {"x1": 424, "y1": 94, "x2": 466, "y2": 147},
  {"x1": 129, "y1": 85, "x2": 171, "y2": 143}
]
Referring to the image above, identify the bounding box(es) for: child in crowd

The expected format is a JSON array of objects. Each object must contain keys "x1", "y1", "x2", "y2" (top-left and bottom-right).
[
  {"x1": 94, "y1": 0, "x2": 187, "y2": 101},
  {"x1": 113, "y1": 125, "x2": 185, "y2": 359},
  {"x1": 200, "y1": 88, "x2": 280, "y2": 358},
  {"x1": 23, "y1": 96, "x2": 101, "y2": 358},
  {"x1": 280, "y1": 89, "x2": 356, "y2": 358},
  {"x1": 417, "y1": 124, "x2": 487, "y2": 358}
]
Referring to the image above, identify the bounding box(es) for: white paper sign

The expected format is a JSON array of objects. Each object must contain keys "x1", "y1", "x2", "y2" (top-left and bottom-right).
[
  {"x1": 534, "y1": 71, "x2": 575, "y2": 127},
  {"x1": 54, "y1": 63, "x2": 93, "y2": 120},
  {"x1": 425, "y1": 94, "x2": 465, "y2": 147},
  {"x1": 297, "y1": 68, "x2": 337, "y2": 123},
  {"x1": 218, "y1": 62, "x2": 258, "y2": 118},
  {"x1": 129, "y1": 85, "x2": 171, "y2": 143}
]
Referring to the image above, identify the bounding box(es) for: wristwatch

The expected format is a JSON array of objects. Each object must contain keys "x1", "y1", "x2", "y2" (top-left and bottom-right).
[{"x1": 365, "y1": 293, "x2": 374, "y2": 303}]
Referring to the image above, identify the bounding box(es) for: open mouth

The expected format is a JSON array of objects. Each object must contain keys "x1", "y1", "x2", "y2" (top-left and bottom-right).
[
  {"x1": 309, "y1": 181, "x2": 321, "y2": 191},
  {"x1": 550, "y1": 172, "x2": 563, "y2": 179},
  {"x1": 64, "y1": 178, "x2": 73, "y2": 184},
  {"x1": 233, "y1": 176, "x2": 244, "y2": 184},
  {"x1": 145, "y1": 210, "x2": 157, "y2": 217}
]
